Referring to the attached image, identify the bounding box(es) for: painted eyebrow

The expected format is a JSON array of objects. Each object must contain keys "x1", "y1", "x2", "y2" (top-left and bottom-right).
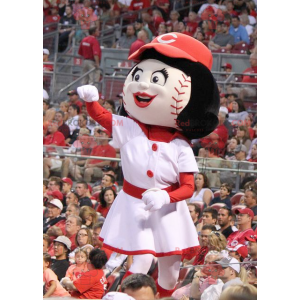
[
  {"x1": 131, "y1": 66, "x2": 143, "y2": 79},
  {"x1": 153, "y1": 68, "x2": 169, "y2": 81}
]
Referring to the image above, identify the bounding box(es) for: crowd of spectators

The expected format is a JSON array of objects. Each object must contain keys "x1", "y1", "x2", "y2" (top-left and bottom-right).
[{"x1": 43, "y1": 1, "x2": 257, "y2": 299}]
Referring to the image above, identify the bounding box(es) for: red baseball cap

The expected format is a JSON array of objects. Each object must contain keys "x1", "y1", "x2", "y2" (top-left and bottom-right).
[
  {"x1": 227, "y1": 244, "x2": 248, "y2": 258},
  {"x1": 47, "y1": 190, "x2": 63, "y2": 201},
  {"x1": 245, "y1": 234, "x2": 257, "y2": 242},
  {"x1": 221, "y1": 63, "x2": 232, "y2": 69},
  {"x1": 128, "y1": 32, "x2": 213, "y2": 70},
  {"x1": 234, "y1": 208, "x2": 254, "y2": 220},
  {"x1": 62, "y1": 177, "x2": 73, "y2": 186}
]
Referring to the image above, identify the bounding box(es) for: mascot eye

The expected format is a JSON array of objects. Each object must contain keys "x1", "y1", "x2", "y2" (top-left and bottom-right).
[
  {"x1": 132, "y1": 67, "x2": 143, "y2": 82},
  {"x1": 150, "y1": 69, "x2": 168, "y2": 86}
]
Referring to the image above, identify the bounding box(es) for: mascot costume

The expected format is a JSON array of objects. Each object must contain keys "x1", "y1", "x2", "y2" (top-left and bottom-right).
[{"x1": 77, "y1": 32, "x2": 220, "y2": 297}]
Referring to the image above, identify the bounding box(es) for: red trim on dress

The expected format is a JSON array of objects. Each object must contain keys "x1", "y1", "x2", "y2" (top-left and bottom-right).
[{"x1": 98, "y1": 237, "x2": 197, "y2": 257}]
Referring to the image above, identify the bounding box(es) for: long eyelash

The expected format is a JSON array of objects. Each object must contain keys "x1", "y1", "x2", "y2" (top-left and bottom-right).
[
  {"x1": 131, "y1": 67, "x2": 143, "y2": 79},
  {"x1": 161, "y1": 68, "x2": 169, "y2": 79}
]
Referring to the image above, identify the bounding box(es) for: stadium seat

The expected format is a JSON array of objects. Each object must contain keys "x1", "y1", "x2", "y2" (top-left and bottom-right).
[
  {"x1": 210, "y1": 203, "x2": 226, "y2": 212},
  {"x1": 230, "y1": 193, "x2": 245, "y2": 206},
  {"x1": 175, "y1": 266, "x2": 195, "y2": 289},
  {"x1": 231, "y1": 204, "x2": 246, "y2": 214},
  {"x1": 213, "y1": 190, "x2": 220, "y2": 198},
  {"x1": 231, "y1": 43, "x2": 249, "y2": 54},
  {"x1": 106, "y1": 272, "x2": 124, "y2": 293}
]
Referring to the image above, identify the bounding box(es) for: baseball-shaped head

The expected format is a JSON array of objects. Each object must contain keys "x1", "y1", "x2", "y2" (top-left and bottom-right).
[{"x1": 121, "y1": 33, "x2": 220, "y2": 139}]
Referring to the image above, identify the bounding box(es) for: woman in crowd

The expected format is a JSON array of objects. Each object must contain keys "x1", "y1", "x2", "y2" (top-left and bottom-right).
[
  {"x1": 228, "y1": 99, "x2": 249, "y2": 126},
  {"x1": 219, "y1": 284, "x2": 257, "y2": 300},
  {"x1": 59, "y1": 101, "x2": 69, "y2": 122},
  {"x1": 225, "y1": 137, "x2": 238, "y2": 160},
  {"x1": 97, "y1": 187, "x2": 117, "y2": 218},
  {"x1": 207, "y1": 231, "x2": 228, "y2": 256},
  {"x1": 80, "y1": 205, "x2": 98, "y2": 229},
  {"x1": 236, "y1": 126, "x2": 252, "y2": 152},
  {"x1": 189, "y1": 172, "x2": 214, "y2": 206}
]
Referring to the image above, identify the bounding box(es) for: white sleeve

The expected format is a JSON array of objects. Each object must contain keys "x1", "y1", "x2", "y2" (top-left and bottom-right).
[
  {"x1": 176, "y1": 140, "x2": 199, "y2": 173},
  {"x1": 110, "y1": 114, "x2": 143, "y2": 149}
]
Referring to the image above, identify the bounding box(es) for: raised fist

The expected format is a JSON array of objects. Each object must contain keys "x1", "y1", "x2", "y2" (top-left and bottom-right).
[{"x1": 77, "y1": 85, "x2": 99, "y2": 102}]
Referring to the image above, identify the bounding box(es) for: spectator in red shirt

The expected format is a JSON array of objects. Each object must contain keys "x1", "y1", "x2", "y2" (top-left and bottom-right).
[
  {"x1": 62, "y1": 248, "x2": 108, "y2": 299},
  {"x1": 169, "y1": 10, "x2": 180, "y2": 31},
  {"x1": 242, "y1": 53, "x2": 257, "y2": 83},
  {"x1": 186, "y1": 11, "x2": 199, "y2": 36},
  {"x1": 44, "y1": 120, "x2": 66, "y2": 147},
  {"x1": 128, "y1": 0, "x2": 150, "y2": 11},
  {"x1": 128, "y1": 29, "x2": 148, "y2": 57},
  {"x1": 78, "y1": 26, "x2": 101, "y2": 85},
  {"x1": 55, "y1": 110, "x2": 70, "y2": 140},
  {"x1": 44, "y1": 6, "x2": 61, "y2": 32},
  {"x1": 176, "y1": 21, "x2": 193, "y2": 36},
  {"x1": 247, "y1": 143, "x2": 257, "y2": 162},
  {"x1": 43, "y1": 49, "x2": 53, "y2": 72},
  {"x1": 92, "y1": 222, "x2": 113, "y2": 259},
  {"x1": 97, "y1": 186, "x2": 117, "y2": 217},
  {"x1": 65, "y1": 215, "x2": 82, "y2": 251}
]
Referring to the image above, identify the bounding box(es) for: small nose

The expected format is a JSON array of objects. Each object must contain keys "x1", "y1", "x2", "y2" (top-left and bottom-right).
[{"x1": 138, "y1": 82, "x2": 149, "y2": 90}]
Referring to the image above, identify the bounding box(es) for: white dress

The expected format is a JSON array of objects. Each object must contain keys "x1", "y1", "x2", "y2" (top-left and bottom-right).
[
  {"x1": 99, "y1": 115, "x2": 199, "y2": 257},
  {"x1": 190, "y1": 188, "x2": 214, "y2": 203}
]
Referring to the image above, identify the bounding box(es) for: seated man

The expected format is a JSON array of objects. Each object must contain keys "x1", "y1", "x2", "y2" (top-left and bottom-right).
[
  {"x1": 73, "y1": 130, "x2": 116, "y2": 182},
  {"x1": 210, "y1": 183, "x2": 232, "y2": 209},
  {"x1": 43, "y1": 199, "x2": 65, "y2": 233}
]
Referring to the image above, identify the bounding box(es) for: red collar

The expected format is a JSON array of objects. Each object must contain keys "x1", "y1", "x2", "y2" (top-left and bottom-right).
[{"x1": 128, "y1": 117, "x2": 191, "y2": 144}]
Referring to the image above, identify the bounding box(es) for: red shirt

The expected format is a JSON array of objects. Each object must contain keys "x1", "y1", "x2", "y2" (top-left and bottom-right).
[
  {"x1": 129, "y1": 0, "x2": 151, "y2": 11},
  {"x1": 73, "y1": 269, "x2": 107, "y2": 299},
  {"x1": 227, "y1": 228, "x2": 255, "y2": 247},
  {"x1": 66, "y1": 233, "x2": 78, "y2": 251},
  {"x1": 186, "y1": 21, "x2": 198, "y2": 35},
  {"x1": 78, "y1": 36, "x2": 101, "y2": 60},
  {"x1": 242, "y1": 66, "x2": 257, "y2": 83},
  {"x1": 128, "y1": 39, "x2": 146, "y2": 57},
  {"x1": 44, "y1": 131, "x2": 66, "y2": 146},
  {"x1": 97, "y1": 204, "x2": 110, "y2": 218},
  {"x1": 44, "y1": 15, "x2": 61, "y2": 24},
  {"x1": 200, "y1": 124, "x2": 228, "y2": 152},
  {"x1": 89, "y1": 144, "x2": 116, "y2": 165}
]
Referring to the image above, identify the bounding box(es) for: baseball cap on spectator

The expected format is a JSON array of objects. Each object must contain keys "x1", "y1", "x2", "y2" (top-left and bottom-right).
[
  {"x1": 234, "y1": 208, "x2": 254, "y2": 220},
  {"x1": 43, "y1": 49, "x2": 50, "y2": 55},
  {"x1": 47, "y1": 190, "x2": 63, "y2": 201},
  {"x1": 53, "y1": 236, "x2": 72, "y2": 250},
  {"x1": 43, "y1": 89, "x2": 49, "y2": 100},
  {"x1": 221, "y1": 63, "x2": 232, "y2": 69},
  {"x1": 48, "y1": 199, "x2": 63, "y2": 210},
  {"x1": 219, "y1": 107, "x2": 228, "y2": 115},
  {"x1": 62, "y1": 177, "x2": 73, "y2": 186},
  {"x1": 103, "y1": 292, "x2": 135, "y2": 300},
  {"x1": 67, "y1": 90, "x2": 78, "y2": 96},
  {"x1": 102, "y1": 165, "x2": 114, "y2": 172},
  {"x1": 215, "y1": 257, "x2": 240, "y2": 273},
  {"x1": 135, "y1": 18, "x2": 143, "y2": 24},
  {"x1": 227, "y1": 244, "x2": 248, "y2": 258},
  {"x1": 245, "y1": 234, "x2": 257, "y2": 242},
  {"x1": 234, "y1": 144, "x2": 247, "y2": 153}
]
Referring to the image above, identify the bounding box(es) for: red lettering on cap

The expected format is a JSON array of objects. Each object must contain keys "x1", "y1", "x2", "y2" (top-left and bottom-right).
[{"x1": 157, "y1": 33, "x2": 178, "y2": 44}]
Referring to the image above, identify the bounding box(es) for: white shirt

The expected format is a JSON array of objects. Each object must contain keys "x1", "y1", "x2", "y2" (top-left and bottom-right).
[
  {"x1": 201, "y1": 279, "x2": 224, "y2": 300},
  {"x1": 105, "y1": 252, "x2": 128, "y2": 272},
  {"x1": 65, "y1": 115, "x2": 79, "y2": 135},
  {"x1": 190, "y1": 188, "x2": 214, "y2": 203}
]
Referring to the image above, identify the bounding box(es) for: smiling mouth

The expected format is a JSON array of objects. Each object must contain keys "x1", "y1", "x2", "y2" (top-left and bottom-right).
[{"x1": 133, "y1": 92, "x2": 157, "y2": 108}]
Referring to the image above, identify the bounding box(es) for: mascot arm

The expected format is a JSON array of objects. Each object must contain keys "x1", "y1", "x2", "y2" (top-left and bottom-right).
[
  {"x1": 169, "y1": 172, "x2": 195, "y2": 203},
  {"x1": 86, "y1": 101, "x2": 112, "y2": 135}
]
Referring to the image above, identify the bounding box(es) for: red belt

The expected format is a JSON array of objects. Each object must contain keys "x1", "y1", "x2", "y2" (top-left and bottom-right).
[{"x1": 123, "y1": 179, "x2": 179, "y2": 199}]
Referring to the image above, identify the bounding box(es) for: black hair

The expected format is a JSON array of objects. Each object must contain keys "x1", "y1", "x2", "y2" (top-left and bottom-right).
[
  {"x1": 99, "y1": 187, "x2": 117, "y2": 208},
  {"x1": 188, "y1": 203, "x2": 201, "y2": 217},
  {"x1": 203, "y1": 207, "x2": 218, "y2": 220},
  {"x1": 218, "y1": 206, "x2": 233, "y2": 217},
  {"x1": 89, "y1": 27, "x2": 98, "y2": 35},
  {"x1": 121, "y1": 273, "x2": 157, "y2": 295},
  {"x1": 70, "y1": 104, "x2": 80, "y2": 114},
  {"x1": 202, "y1": 224, "x2": 217, "y2": 231},
  {"x1": 89, "y1": 248, "x2": 108, "y2": 269},
  {"x1": 103, "y1": 174, "x2": 115, "y2": 184},
  {"x1": 119, "y1": 48, "x2": 220, "y2": 139},
  {"x1": 77, "y1": 181, "x2": 88, "y2": 189}
]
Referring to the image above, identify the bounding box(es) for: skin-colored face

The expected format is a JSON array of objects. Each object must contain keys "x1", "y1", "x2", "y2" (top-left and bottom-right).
[
  {"x1": 196, "y1": 31, "x2": 204, "y2": 41},
  {"x1": 123, "y1": 59, "x2": 191, "y2": 128},
  {"x1": 54, "y1": 242, "x2": 67, "y2": 259},
  {"x1": 84, "y1": 215, "x2": 93, "y2": 226},
  {"x1": 235, "y1": 150, "x2": 245, "y2": 161},
  {"x1": 244, "y1": 191, "x2": 256, "y2": 208},
  {"x1": 236, "y1": 128, "x2": 245, "y2": 138},
  {"x1": 178, "y1": 22, "x2": 185, "y2": 31},
  {"x1": 250, "y1": 56, "x2": 257, "y2": 67},
  {"x1": 232, "y1": 101, "x2": 238, "y2": 112},
  {"x1": 101, "y1": 175, "x2": 113, "y2": 188},
  {"x1": 126, "y1": 25, "x2": 135, "y2": 36},
  {"x1": 77, "y1": 229, "x2": 89, "y2": 247},
  {"x1": 232, "y1": 18, "x2": 240, "y2": 28},
  {"x1": 202, "y1": 212, "x2": 216, "y2": 225},
  {"x1": 220, "y1": 186, "x2": 230, "y2": 199},
  {"x1": 195, "y1": 174, "x2": 204, "y2": 190},
  {"x1": 247, "y1": 241, "x2": 257, "y2": 257},
  {"x1": 170, "y1": 11, "x2": 179, "y2": 21},
  {"x1": 251, "y1": 144, "x2": 257, "y2": 158},
  {"x1": 237, "y1": 213, "x2": 251, "y2": 226},
  {"x1": 200, "y1": 229, "x2": 212, "y2": 247},
  {"x1": 229, "y1": 138, "x2": 238, "y2": 150},
  {"x1": 188, "y1": 205, "x2": 199, "y2": 223},
  {"x1": 217, "y1": 208, "x2": 232, "y2": 227},
  {"x1": 158, "y1": 24, "x2": 167, "y2": 34},
  {"x1": 47, "y1": 121, "x2": 59, "y2": 133},
  {"x1": 202, "y1": 261, "x2": 224, "y2": 279},
  {"x1": 68, "y1": 106, "x2": 77, "y2": 117},
  {"x1": 188, "y1": 12, "x2": 196, "y2": 21},
  {"x1": 47, "y1": 204, "x2": 61, "y2": 219},
  {"x1": 134, "y1": 22, "x2": 143, "y2": 30},
  {"x1": 104, "y1": 190, "x2": 115, "y2": 205},
  {"x1": 123, "y1": 287, "x2": 157, "y2": 300},
  {"x1": 66, "y1": 192, "x2": 78, "y2": 206},
  {"x1": 43, "y1": 239, "x2": 49, "y2": 253},
  {"x1": 65, "y1": 216, "x2": 80, "y2": 235},
  {"x1": 76, "y1": 184, "x2": 87, "y2": 197},
  {"x1": 55, "y1": 112, "x2": 64, "y2": 124},
  {"x1": 78, "y1": 115, "x2": 86, "y2": 128},
  {"x1": 65, "y1": 6, "x2": 72, "y2": 15},
  {"x1": 228, "y1": 251, "x2": 241, "y2": 261},
  {"x1": 75, "y1": 251, "x2": 87, "y2": 265},
  {"x1": 68, "y1": 94, "x2": 79, "y2": 103},
  {"x1": 65, "y1": 204, "x2": 78, "y2": 218},
  {"x1": 60, "y1": 103, "x2": 68, "y2": 112},
  {"x1": 62, "y1": 182, "x2": 71, "y2": 194},
  {"x1": 92, "y1": 227, "x2": 102, "y2": 246}
]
